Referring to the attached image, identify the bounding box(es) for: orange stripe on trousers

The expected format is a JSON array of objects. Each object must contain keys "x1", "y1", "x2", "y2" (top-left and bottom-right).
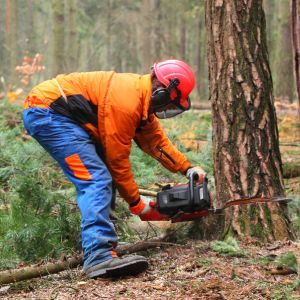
[{"x1": 65, "y1": 153, "x2": 92, "y2": 181}]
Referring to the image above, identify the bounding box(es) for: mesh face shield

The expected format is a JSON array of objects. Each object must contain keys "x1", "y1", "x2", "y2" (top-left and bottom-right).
[{"x1": 154, "y1": 97, "x2": 191, "y2": 119}]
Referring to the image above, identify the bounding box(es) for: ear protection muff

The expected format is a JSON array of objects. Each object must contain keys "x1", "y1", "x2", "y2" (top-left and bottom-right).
[{"x1": 151, "y1": 78, "x2": 180, "y2": 107}]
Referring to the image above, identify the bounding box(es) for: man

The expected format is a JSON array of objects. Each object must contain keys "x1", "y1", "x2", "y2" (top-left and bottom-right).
[{"x1": 22, "y1": 59, "x2": 205, "y2": 278}]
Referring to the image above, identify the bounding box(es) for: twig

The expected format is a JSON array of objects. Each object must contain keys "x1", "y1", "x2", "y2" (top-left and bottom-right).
[{"x1": 138, "y1": 189, "x2": 157, "y2": 197}]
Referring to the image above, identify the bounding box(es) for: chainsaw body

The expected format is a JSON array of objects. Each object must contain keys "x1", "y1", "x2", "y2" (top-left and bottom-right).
[
  {"x1": 139, "y1": 172, "x2": 292, "y2": 223},
  {"x1": 140, "y1": 172, "x2": 211, "y2": 222}
]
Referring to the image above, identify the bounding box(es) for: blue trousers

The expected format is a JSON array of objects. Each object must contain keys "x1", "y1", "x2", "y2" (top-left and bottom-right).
[{"x1": 23, "y1": 107, "x2": 118, "y2": 268}]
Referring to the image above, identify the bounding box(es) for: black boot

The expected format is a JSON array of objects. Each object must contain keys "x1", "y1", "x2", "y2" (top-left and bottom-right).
[{"x1": 84, "y1": 255, "x2": 148, "y2": 278}]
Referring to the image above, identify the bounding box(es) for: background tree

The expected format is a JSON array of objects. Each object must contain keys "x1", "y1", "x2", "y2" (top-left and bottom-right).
[
  {"x1": 52, "y1": 0, "x2": 65, "y2": 76},
  {"x1": 66, "y1": 0, "x2": 78, "y2": 73},
  {"x1": 273, "y1": 0, "x2": 294, "y2": 102},
  {"x1": 205, "y1": 0, "x2": 294, "y2": 241},
  {"x1": 292, "y1": 0, "x2": 300, "y2": 113},
  {"x1": 5, "y1": 0, "x2": 18, "y2": 84}
]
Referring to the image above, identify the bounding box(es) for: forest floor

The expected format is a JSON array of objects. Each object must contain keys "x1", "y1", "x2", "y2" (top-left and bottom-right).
[
  {"x1": 1, "y1": 239, "x2": 300, "y2": 300},
  {"x1": 1, "y1": 101, "x2": 299, "y2": 300}
]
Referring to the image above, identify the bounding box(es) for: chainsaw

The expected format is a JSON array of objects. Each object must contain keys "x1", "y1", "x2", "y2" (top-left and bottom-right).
[{"x1": 140, "y1": 172, "x2": 292, "y2": 223}]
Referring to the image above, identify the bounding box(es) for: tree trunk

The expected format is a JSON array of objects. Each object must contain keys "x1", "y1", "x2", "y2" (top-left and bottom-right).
[
  {"x1": 5, "y1": 0, "x2": 18, "y2": 84},
  {"x1": 106, "y1": 0, "x2": 112, "y2": 70},
  {"x1": 141, "y1": 0, "x2": 153, "y2": 72},
  {"x1": 206, "y1": 0, "x2": 294, "y2": 241},
  {"x1": 195, "y1": 6, "x2": 204, "y2": 101},
  {"x1": 274, "y1": 0, "x2": 294, "y2": 102},
  {"x1": 66, "y1": 0, "x2": 77, "y2": 72},
  {"x1": 180, "y1": 18, "x2": 186, "y2": 61},
  {"x1": 263, "y1": 0, "x2": 279, "y2": 78},
  {"x1": 292, "y1": 0, "x2": 300, "y2": 114},
  {"x1": 52, "y1": 0, "x2": 65, "y2": 76},
  {"x1": 26, "y1": 0, "x2": 37, "y2": 56},
  {"x1": 153, "y1": 0, "x2": 162, "y2": 59}
]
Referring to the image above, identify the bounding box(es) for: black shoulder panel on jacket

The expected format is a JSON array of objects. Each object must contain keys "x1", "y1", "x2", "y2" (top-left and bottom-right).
[{"x1": 50, "y1": 95, "x2": 98, "y2": 126}]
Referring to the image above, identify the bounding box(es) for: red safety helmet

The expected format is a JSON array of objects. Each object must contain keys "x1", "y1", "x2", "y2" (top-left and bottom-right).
[{"x1": 151, "y1": 59, "x2": 195, "y2": 118}]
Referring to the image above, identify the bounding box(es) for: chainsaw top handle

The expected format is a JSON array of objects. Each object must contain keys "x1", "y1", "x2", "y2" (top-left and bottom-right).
[{"x1": 188, "y1": 171, "x2": 207, "y2": 211}]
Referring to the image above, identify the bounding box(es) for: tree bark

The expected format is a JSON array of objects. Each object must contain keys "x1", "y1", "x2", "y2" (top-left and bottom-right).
[
  {"x1": 292, "y1": 0, "x2": 300, "y2": 114},
  {"x1": 206, "y1": 0, "x2": 294, "y2": 241}
]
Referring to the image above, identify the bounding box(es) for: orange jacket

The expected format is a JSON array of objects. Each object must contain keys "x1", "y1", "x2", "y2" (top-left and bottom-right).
[{"x1": 24, "y1": 71, "x2": 191, "y2": 203}]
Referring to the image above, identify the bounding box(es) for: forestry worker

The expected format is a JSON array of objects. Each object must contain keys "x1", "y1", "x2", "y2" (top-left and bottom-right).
[{"x1": 22, "y1": 59, "x2": 206, "y2": 278}]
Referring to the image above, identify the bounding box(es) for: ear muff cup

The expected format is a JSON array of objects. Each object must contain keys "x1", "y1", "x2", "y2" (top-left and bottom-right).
[
  {"x1": 151, "y1": 88, "x2": 171, "y2": 107},
  {"x1": 151, "y1": 78, "x2": 180, "y2": 108}
]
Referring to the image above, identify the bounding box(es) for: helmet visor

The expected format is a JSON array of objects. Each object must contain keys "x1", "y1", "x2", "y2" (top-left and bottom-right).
[{"x1": 154, "y1": 97, "x2": 191, "y2": 119}]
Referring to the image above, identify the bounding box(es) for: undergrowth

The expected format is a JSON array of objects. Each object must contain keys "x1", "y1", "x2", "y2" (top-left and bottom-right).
[
  {"x1": 0, "y1": 102, "x2": 80, "y2": 269},
  {"x1": 211, "y1": 237, "x2": 245, "y2": 257},
  {"x1": 0, "y1": 102, "x2": 213, "y2": 269},
  {"x1": 1, "y1": 100, "x2": 299, "y2": 274}
]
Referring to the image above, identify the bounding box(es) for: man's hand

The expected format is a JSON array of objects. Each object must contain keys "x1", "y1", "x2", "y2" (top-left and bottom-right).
[
  {"x1": 129, "y1": 196, "x2": 169, "y2": 221},
  {"x1": 129, "y1": 196, "x2": 155, "y2": 215},
  {"x1": 186, "y1": 166, "x2": 206, "y2": 182}
]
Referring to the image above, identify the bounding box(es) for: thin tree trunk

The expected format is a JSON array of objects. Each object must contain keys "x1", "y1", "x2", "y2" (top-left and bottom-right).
[
  {"x1": 141, "y1": 0, "x2": 153, "y2": 72},
  {"x1": 66, "y1": 0, "x2": 77, "y2": 72},
  {"x1": 153, "y1": 0, "x2": 161, "y2": 59},
  {"x1": 26, "y1": 0, "x2": 37, "y2": 55},
  {"x1": 52, "y1": 0, "x2": 65, "y2": 76},
  {"x1": 5, "y1": 0, "x2": 18, "y2": 84},
  {"x1": 180, "y1": 20, "x2": 186, "y2": 60},
  {"x1": 195, "y1": 7, "x2": 203, "y2": 100},
  {"x1": 206, "y1": 0, "x2": 294, "y2": 241},
  {"x1": 292, "y1": 0, "x2": 300, "y2": 115},
  {"x1": 274, "y1": 0, "x2": 294, "y2": 102},
  {"x1": 264, "y1": 0, "x2": 279, "y2": 76},
  {"x1": 106, "y1": 0, "x2": 112, "y2": 69}
]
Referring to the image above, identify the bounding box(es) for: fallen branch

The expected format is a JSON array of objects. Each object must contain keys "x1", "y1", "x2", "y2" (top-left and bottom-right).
[
  {"x1": 0, "y1": 256, "x2": 82, "y2": 285},
  {"x1": 270, "y1": 266, "x2": 298, "y2": 275},
  {"x1": 139, "y1": 189, "x2": 158, "y2": 197},
  {"x1": 0, "y1": 237, "x2": 167, "y2": 285}
]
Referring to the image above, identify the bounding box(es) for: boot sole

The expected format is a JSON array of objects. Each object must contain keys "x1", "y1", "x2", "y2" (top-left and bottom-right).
[{"x1": 88, "y1": 258, "x2": 148, "y2": 278}]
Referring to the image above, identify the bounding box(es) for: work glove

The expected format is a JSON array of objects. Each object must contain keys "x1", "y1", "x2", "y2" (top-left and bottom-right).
[
  {"x1": 129, "y1": 196, "x2": 169, "y2": 221},
  {"x1": 129, "y1": 196, "x2": 155, "y2": 215},
  {"x1": 186, "y1": 166, "x2": 206, "y2": 183}
]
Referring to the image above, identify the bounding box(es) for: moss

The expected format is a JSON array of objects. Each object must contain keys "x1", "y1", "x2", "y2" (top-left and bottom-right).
[
  {"x1": 275, "y1": 251, "x2": 298, "y2": 273},
  {"x1": 238, "y1": 211, "x2": 246, "y2": 234},
  {"x1": 224, "y1": 226, "x2": 236, "y2": 240},
  {"x1": 250, "y1": 222, "x2": 265, "y2": 238},
  {"x1": 249, "y1": 205, "x2": 258, "y2": 220},
  {"x1": 263, "y1": 205, "x2": 273, "y2": 228},
  {"x1": 211, "y1": 237, "x2": 245, "y2": 257}
]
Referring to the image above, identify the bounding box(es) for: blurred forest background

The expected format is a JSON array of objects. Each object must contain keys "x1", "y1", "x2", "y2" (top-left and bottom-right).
[
  {"x1": 0, "y1": 2, "x2": 300, "y2": 297},
  {"x1": 0, "y1": 0, "x2": 298, "y2": 105}
]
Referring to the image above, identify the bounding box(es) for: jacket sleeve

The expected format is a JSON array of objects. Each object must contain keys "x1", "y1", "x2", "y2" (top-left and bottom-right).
[
  {"x1": 104, "y1": 109, "x2": 140, "y2": 204},
  {"x1": 134, "y1": 115, "x2": 191, "y2": 174}
]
